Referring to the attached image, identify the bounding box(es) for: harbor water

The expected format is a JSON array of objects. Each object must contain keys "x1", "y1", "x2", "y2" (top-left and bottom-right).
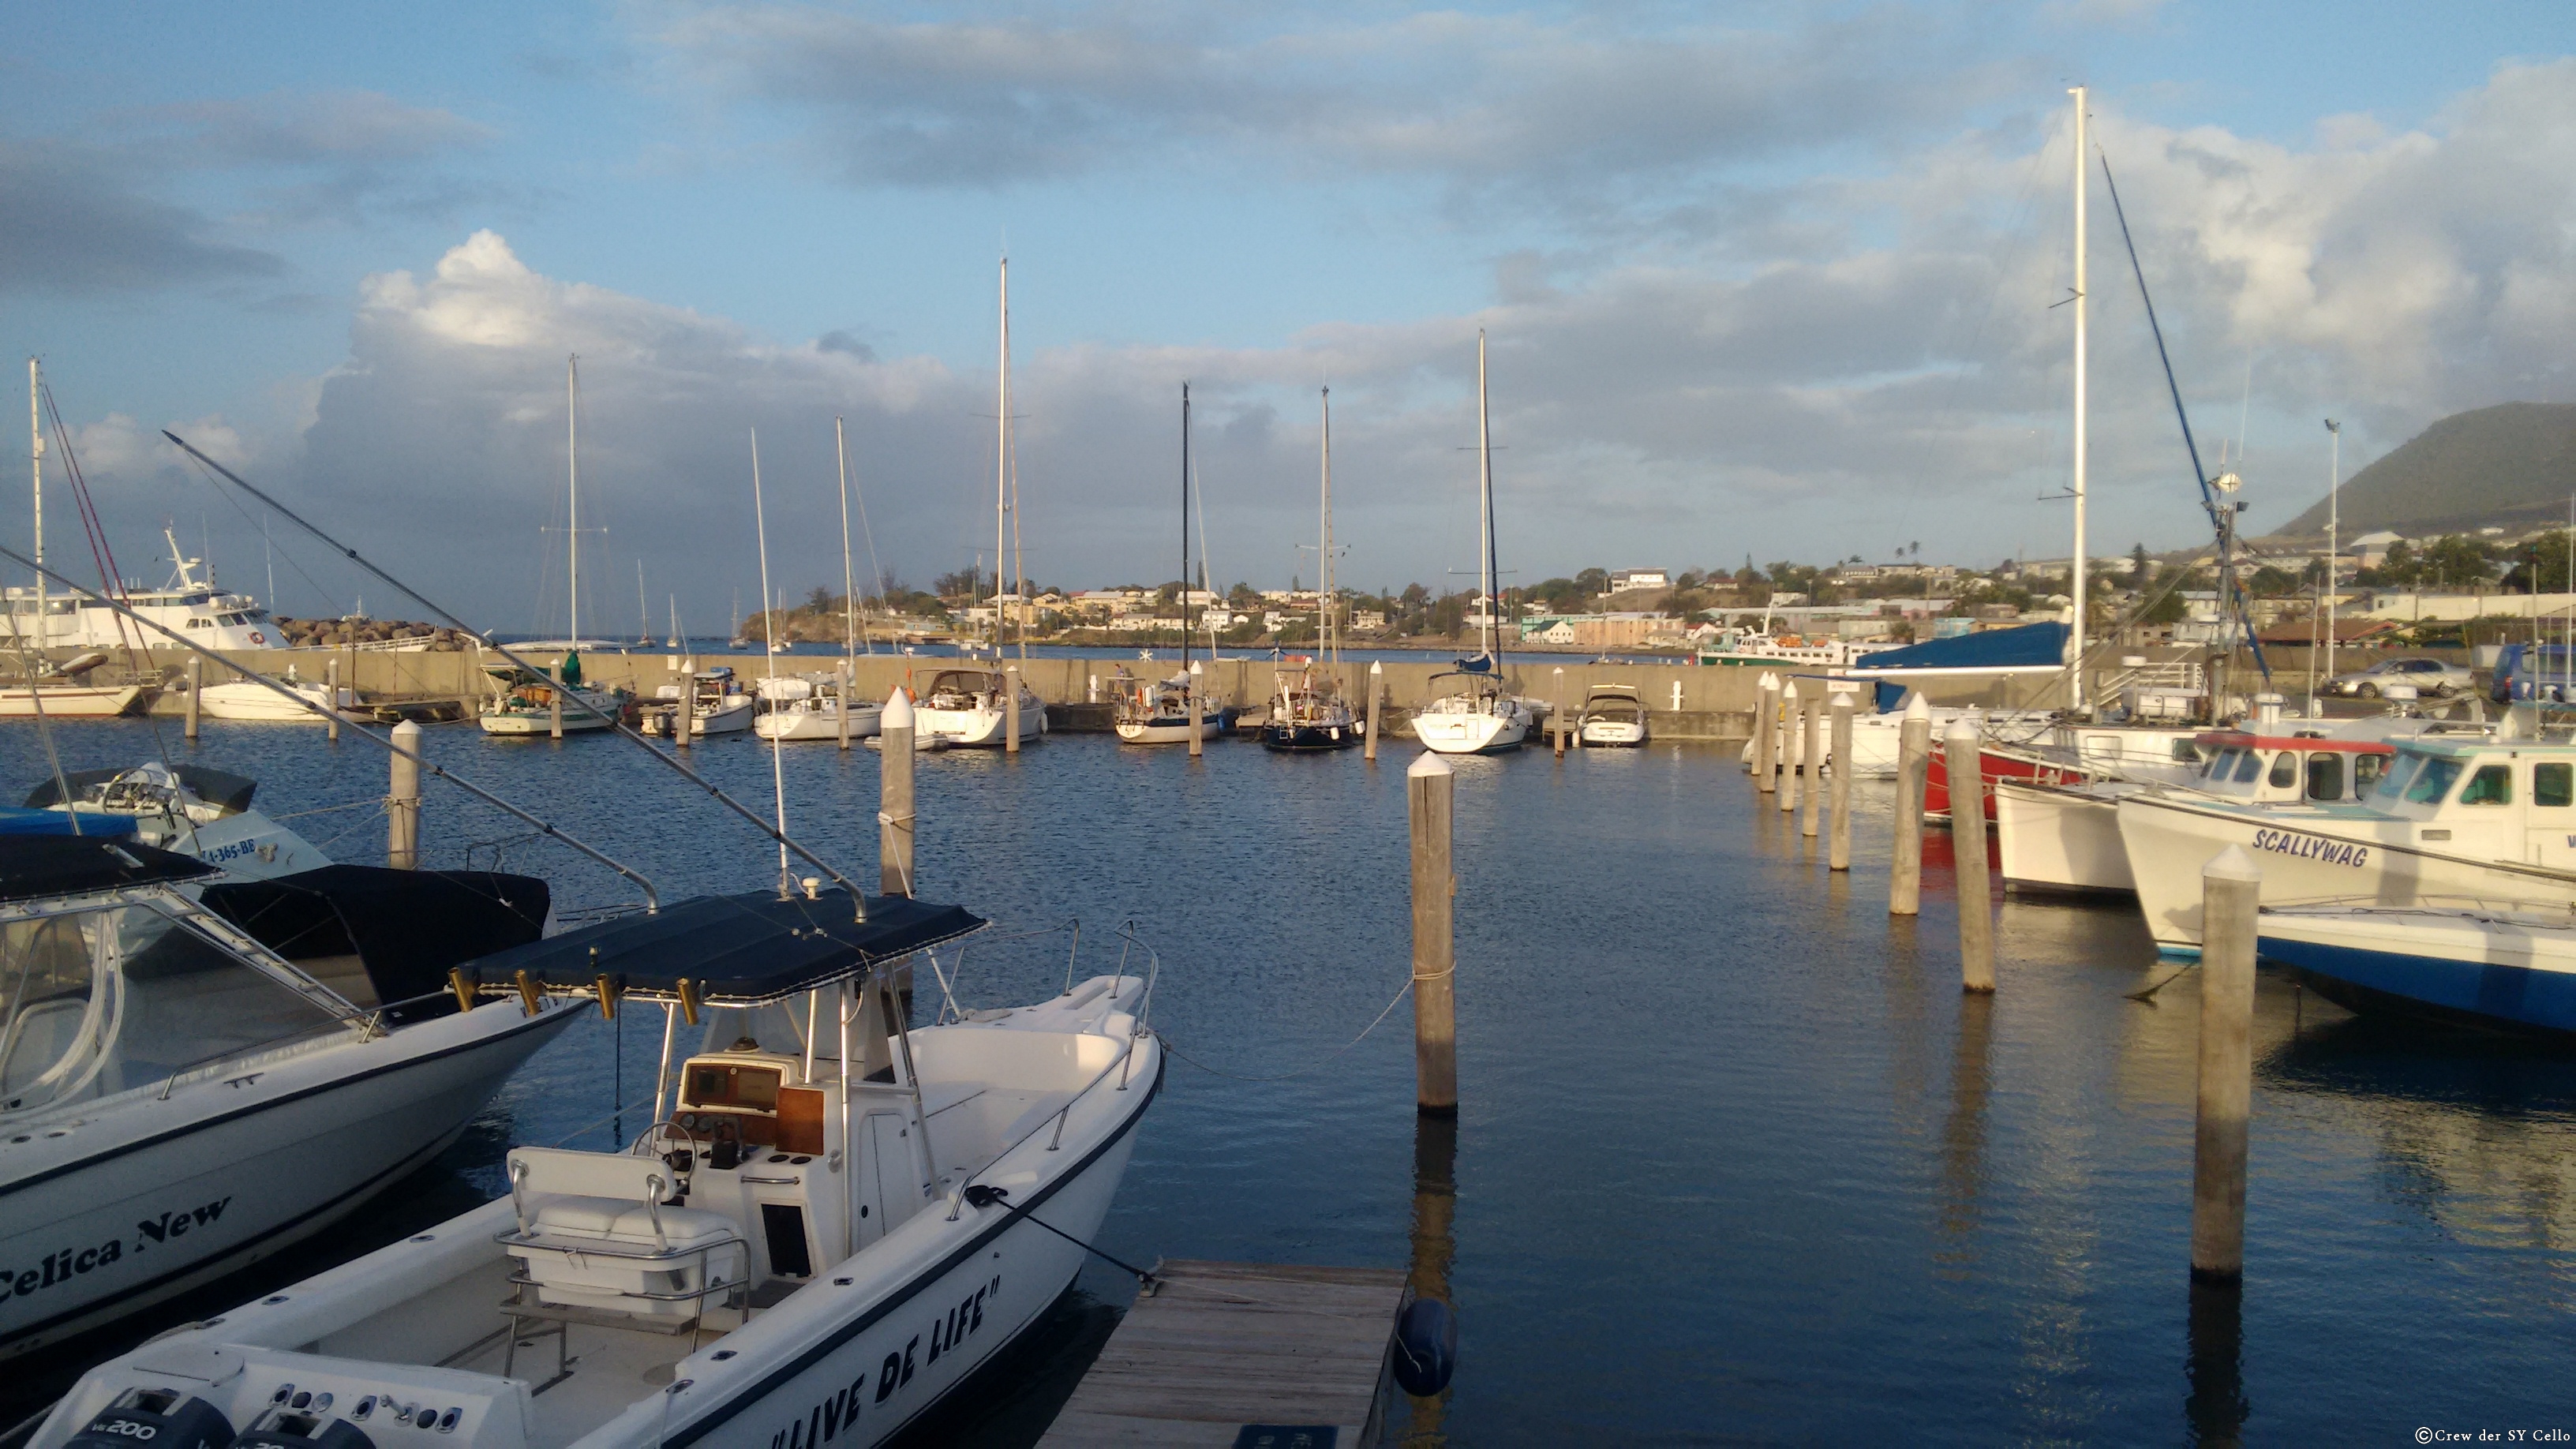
[{"x1": 8, "y1": 719, "x2": 2576, "y2": 1443}]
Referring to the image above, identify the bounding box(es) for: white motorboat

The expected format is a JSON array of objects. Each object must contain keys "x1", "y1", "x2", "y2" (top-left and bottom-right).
[
  {"x1": 24, "y1": 762, "x2": 337, "y2": 880},
  {"x1": 1577, "y1": 685, "x2": 1648, "y2": 747},
  {"x1": 0, "y1": 834, "x2": 571, "y2": 1361},
  {"x1": 913, "y1": 668, "x2": 1042, "y2": 748},
  {"x1": 29, "y1": 887, "x2": 1161, "y2": 1449},
  {"x1": 642, "y1": 670, "x2": 752, "y2": 739},
  {"x1": 2117, "y1": 727, "x2": 2576, "y2": 955},
  {"x1": 2258, "y1": 903, "x2": 2576, "y2": 1036},
  {"x1": 195, "y1": 675, "x2": 364, "y2": 724},
  {"x1": 753, "y1": 679, "x2": 882, "y2": 742}
]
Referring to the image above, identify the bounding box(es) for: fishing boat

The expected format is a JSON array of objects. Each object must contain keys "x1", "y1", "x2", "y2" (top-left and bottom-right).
[
  {"x1": 643, "y1": 668, "x2": 753, "y2": 739},
  {"x1": 1578, "y1": 684, "x2": 1649, "y2": 747},
  {"x1": 0, "y1": 833, "x2": 571, "y2": 1361},
  {"x1": 27, "y1": 883, "x2": 1163, "y2": 1449},
  {"x1": 480, "y1": 656, "x2": 625, "y2": 737},
  {"x1": 2258, "y1": 904, "x2": 2576, "y2": 1037},
  {"x1": 913, "y1": 668, "x2": 1041, "y2": 748},
  {"x1": 1416, "y1": 334, "x2": 1533, "y2": 757},
  {"x1": 24, "y1": 762, "x2": 337, "y2": 879},
  {"x1": 1262, "y1": 391, "x2": 1359, "y2": 754},
  {"x1": 1115, "y1": 386, "x2": 1220, "y2": 746}
]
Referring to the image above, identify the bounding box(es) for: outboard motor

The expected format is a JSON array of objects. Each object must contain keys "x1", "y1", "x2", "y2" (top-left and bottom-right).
[
  {"x1": 64, "y1": 1387, "x2": 233, "y2": 1449},
  {"x1": 227, "y1": 1406, "x2": 373, "y2": 1449}
]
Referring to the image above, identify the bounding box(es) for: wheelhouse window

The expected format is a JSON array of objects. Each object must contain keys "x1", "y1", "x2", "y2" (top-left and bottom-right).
[
  {"x1": 2457, "y1": 764, "x2": 2512, "y2": 806},
  {"x1": 2537, "y1": 762, "x2": 2574, "y2": 809},
  {"x1": 2376, "y1": 753, "x2": 2424, "y2": 802},
  {"x1": 2404, "y1": 757, "x2": 2465, "y2": 805},
  {"x1": 2305, "y1": 752, "x2": 2345, "y2": 802},
  {"x1": 2355, "y1": 754, "x2": 2389, "y2": 794},
  {"x1": 2233, "y1": 751, "x2": 2263, "y2": 784},
  {"x1": 2267, "y1": 752, "x2": 2298, "y2": 788}
]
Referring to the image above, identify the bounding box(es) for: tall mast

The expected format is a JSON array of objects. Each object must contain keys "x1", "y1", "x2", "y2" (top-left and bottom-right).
[
  {"x1": 567, "y1": 354, "x2": 581, "y2": 648},
  {"x1": 1320, "y1": 387, "x2": 1335, "y2": 670},
  {"x1": 2324, "y1": 419, "x2": 2341, "y2": 691},
  {"x1": 836, "y1": 416, "x2": 858, "y2": 662},
  {"x1": 994, "y1": 256, "x2": 1009, "y2": 657},
  {"x1": 1477, "y1": 329, "x2": 1496, "y2": 661},
  {"x1": 26, "y1": 358, "x2": 40, "y2": 643},
  {"x1": 1181, "y1": 382, "x2": 1193, "y2": 676},
  {"x1": 2068, "y1": 87, "x2": 2089, "y2": 711},
  {"x1": 750, "y1": 428, "x2": 791, "y2": 895}
]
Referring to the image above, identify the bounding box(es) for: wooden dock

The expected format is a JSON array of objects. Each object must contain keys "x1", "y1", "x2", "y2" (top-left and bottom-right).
[{"x1": 1038, "y1": 1260, "x2": 1409, "y2": 1448}]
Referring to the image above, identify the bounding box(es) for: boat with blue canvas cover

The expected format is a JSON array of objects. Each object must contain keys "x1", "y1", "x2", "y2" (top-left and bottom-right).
[{"x1": 2259, "y1": 903, "x2": 2576, "y2": 1037}]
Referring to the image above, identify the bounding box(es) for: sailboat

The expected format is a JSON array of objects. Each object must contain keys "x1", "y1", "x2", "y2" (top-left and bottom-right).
[
  {"x1": 0, "y1": 360, "x2": 149, "y2": 717},
  {"x1": 1263, "y1": 388, "x2": 1360, "y2": 752},
  {"x1": 758, "y1": 421, "x2": 883, "y2": 742},
  {"x1": 1414, "y1": 330, "x2": 1535, "y2": 755},
  {"x1": 481, "y1": 358, "x2": 630, "y2": 736},
  {"x1": 1118, "y1": 384, "x2": 1222, "y2": 744},
  {"x1": 917, "y1": 257, "x2": 1042, "y2": 748}
]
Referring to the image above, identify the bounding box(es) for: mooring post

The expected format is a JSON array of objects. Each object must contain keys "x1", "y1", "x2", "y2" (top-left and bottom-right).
[
  {"x1": 184, "y1": 654, "x2": 201, "y2": 741},
  {"x1": 1800, "y1": 686, "x2": 1824, "y2": 838},
  {"x1": 837, "y1": 659, "x2": 852, "y2": 751},
  {"x1": 1365, "y1": 659, "x2": 1383, "y2": 762},
  {"x1": 1751, "y1": 672, "x2": 1777, "y2": 787},
  {"x1": 1777, "y1": 680, "x2": 1801, "y2": 814},
  {"x1": 1409, "y1": 751, "x2": 1458, "y2": 1115},
  {"x1": 1189, "y1": 670, "x2": 1206, "y2": 758},
  {"x1": 547, "y1": 657, "x2": 563, "y2": 741},
  {"x1": 2192, "y1": 845, "x2": 2262, "y2": 1283},
  {"x1": 1005, "y1": 665, "x2": 1021, "y2": 754},
  {"x1": 326, "y1": 657, "x2": 343, "y2": 743},
  {"x1": 1890, "y1": 692, "x2": 1930, "y2": 915},
  {"x1": 1551, "y1": 665, "x2": 1566, "y2": 754},
  {"x1": 1947, "y1": 713, "x2": 1994, "y2": 990},
  {"x1": 1829, "y1": 689, "x2": 1855, "y2": 870},
  {"x1": 880, "y1": 688, "x2": 915, "y2": 897},
  {"x1": 388, "y1": 719, "x2": 421, "y2": 870}
]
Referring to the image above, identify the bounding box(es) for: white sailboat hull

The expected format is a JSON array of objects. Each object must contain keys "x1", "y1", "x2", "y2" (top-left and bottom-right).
[
  {"x1": 0, "y1": 684, "x2": 146, "y2": 719},
  {"x1": 194, "y1": 680, "x2": 363, "y2": 723},
  {"x1": 1114, "y1": 713, "x2": 1218, "y2": 744},
  {"x1": 1413, "y1": 702, "x2": 1531, "y2": 754},
  {"x1": 754, "y1": 703, "x2": 883, "y2": 741},
  {"x1": 916, "y1": 701, "x2": 1043, "y2": 748}
]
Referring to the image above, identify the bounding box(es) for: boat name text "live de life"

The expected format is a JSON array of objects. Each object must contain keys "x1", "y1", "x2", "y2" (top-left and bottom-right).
[
  {"x1": 0, "y1": 1196, "x2": 232, "y2": 1303},
  {"x1": 2250, "y1": 829, "x2": 2370, "y2": 868},
  {"x1": 763, "y1": 1271, "x2": 1003, "y2": 1449}
]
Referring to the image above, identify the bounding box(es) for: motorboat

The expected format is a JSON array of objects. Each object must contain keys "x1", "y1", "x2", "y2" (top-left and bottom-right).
[
  {"x1": 27, "y1": 886, "x2": 1163, "y2": 1449},
  {"x1": 642, "y1": 669, "x2": 752, "y2": 739},
  {"x1": 24, "y1": 762, "x2": 337, "y2": 880},
  {"x1": 912, "y1": 668, "x2": 1042, "y2": 748},
  {"x1": 0, "y1": 834, "x2": 570, "y2": 1361},
  {"x1": 195, "y1": 672, "x2": 364, "y2": 724},
  {"x1": 752, "y1": 677, "x2": 882, "y2": 743},
  {"x1": 2258, "y1": 903, "x2": 2576, "y2": 1037},
  {"x1": 479, "y1": 658, "x2": 624, "y2": 738},
  {"x1": 1112, "y1": 669, "x2": 1217, "y2": 745},
  {"x1": 2117, "y1": 724, "x2": 2576, "y2": 956},
  {"x1": 1577, "y1": 685, "x2": 1649, "y2": 747}
]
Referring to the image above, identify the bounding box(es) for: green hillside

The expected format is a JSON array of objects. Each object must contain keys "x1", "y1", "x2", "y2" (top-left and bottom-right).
[{"x1": 2278, "y1": 402, "x2": 2576, "y2": 537}]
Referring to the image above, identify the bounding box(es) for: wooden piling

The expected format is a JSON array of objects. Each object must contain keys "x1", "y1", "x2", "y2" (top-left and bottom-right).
[
  {"x1": 1829, "y1": 690, "x2": 1855, "y2": 870},
  {"x1": 1799, "y1": 687, "x2": 1823, "y2": 838},
  {"x1": 1551, "y1": 665, "x2": 1566, "y2": 755},
  {"x1": 879, "y1": 689, "x2": 915, "y2": 897},
  {"x1": 1946, "y1": 714, "x2": 1994, "y2": 991},
  {"x1": 1364, "y1": 659, "x2": 1383, "y2": 761},
  {"x1": 1752, "y1": 672, "x2": 1778, "y2": 788},
  {"x1": 547, "y1": 659, "x2": 562, "y2": 740},
  {"x1": 1409, "y1": 751, "x2": 1457, "y2": 1115},
  {"x1": 326, "y1": 657, "x2": 342, "y2": 743},
  {"x1": 837, "y1": 659, "x2": 852, "y2": 751},
  {"x1": 2192, "y1": 845, "x2": 2261, "y2": 1283},
  {"x1": 183, "y1": 654, "x2": 200, "y2": 741},
  {"x1": 387, "y1": 719, "x2": 421, "y2": 870},
  {"x1": 1777, "y1": 681, "x2": 1801, "y2": 814},
  {"x1": 1890, "y1": 692, "x2": 1929, "y2": 915},
  {"x1": 1005, "y1": 665, "x2": 1021, "y2": 754}
]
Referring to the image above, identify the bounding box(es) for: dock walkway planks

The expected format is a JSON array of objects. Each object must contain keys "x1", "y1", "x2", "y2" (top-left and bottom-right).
[{"x1": 1037, "y1": 1260, "x2": 1408, "y2": 1448}]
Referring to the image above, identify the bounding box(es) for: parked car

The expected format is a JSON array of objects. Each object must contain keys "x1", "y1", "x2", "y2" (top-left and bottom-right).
[{"x1": 2325, "y1": 656, "x2": 2473, "y2": 698}]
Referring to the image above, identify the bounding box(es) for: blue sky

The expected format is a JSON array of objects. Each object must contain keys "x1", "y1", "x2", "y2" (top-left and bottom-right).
[{"x1": 5, "y1": 2, "x2": 2571, "y2": 630}]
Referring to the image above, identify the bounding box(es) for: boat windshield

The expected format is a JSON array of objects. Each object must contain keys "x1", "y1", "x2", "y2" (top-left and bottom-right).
[
  {"x1": 2373, "y1": 751, "x2": 2421, "y2": 803},
  {"x1": 2403, "y1": 756, "x2": 2465, "y2": 806},
  {"x1": 1, "y1": 903, "x2": 346, "y2": 1117}
]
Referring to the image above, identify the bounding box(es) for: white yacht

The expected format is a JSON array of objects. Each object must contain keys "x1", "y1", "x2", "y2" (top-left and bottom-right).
[
  {"x1": 913, "y1": 668, "x2": 1042, "y2": 748},
  {"x1": 1417, "y1": 332, "x2": 1533, "y2": 757},
  {"x1": 1576, "y1": 685, "x2": 1649, "y2": 747},
  {"x1": 752, "y1": 677, "x2": 882, "y2": 743},
  {"x1": 28, "y1": 887, "x2": 1161, "y2": 1449},
  {"x1": 643, "y1": 669, "x2": 753, "y2": 739},
  {"x1": 195, "y1": 671, "x2": 365, "y2": 724},
  {"x1": 0, "y1": 834, "x2": 571, "y2": 1361},
  {"x1": 2, "y1": 532, "x2": 280, "y2": 655}
]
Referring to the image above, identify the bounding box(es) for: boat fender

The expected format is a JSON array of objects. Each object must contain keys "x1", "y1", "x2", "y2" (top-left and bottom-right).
[
  {"x1": 66, "y1": 1388, "x2": 233, "y2": 1449},
  {"x1": 1391, "y1": 1296, "x2": 1458, "y2": 1398},
  {"x1": 226, "y1": 1407, "x2": 374, "y2": 1449}
]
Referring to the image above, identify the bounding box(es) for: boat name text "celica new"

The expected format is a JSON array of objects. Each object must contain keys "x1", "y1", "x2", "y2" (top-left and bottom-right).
[{"x1": 1, "y1": 1196, "x2": 233, "y2": 1302}]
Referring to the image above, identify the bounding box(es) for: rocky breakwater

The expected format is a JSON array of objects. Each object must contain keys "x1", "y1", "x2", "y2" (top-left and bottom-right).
[{"x1": 271, "y1": 616, "x2": 471, "y2": 650}]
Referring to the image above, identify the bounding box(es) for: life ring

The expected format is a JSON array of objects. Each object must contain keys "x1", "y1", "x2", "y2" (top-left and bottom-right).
[{"x1": 249, "y1": 631, "x2": 267, "y2": 645}]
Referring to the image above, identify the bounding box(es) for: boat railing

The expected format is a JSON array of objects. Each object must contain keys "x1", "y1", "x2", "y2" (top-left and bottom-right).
[{"x1": 155, "y1": 1018, "x2": 366, "y2": 1101}]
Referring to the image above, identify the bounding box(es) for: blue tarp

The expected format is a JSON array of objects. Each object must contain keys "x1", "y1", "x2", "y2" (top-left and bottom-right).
[
  {"x1": 1848, "y1": 621, "x2": 2069, "y2": 674},
  {"x1": 0, "y1": 806, "x2": 135, "y2": 838}
]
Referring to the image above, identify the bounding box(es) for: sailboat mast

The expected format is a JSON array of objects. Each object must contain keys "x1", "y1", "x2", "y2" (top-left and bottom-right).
[
  {"x1": 26, "y1": 358, "x2": 40, "y2": 642},
  {"x1": 1477, "y1": 330, "x2": 1495, "y2": 661},
  {"x1": 2068, "y1": 87, "x2": 2089, "y2": 711},
  {"x1": 836, "y1": 417, "x2": 858, "y2": 663},
  {"x1": 1320, "y1": 387, "x2": 1335, "y2": 670},
  {"x1": 567, "y1": 354, "x2": 580, "y2": 649},
  {"x1": 1181, "y1": 382, "x2": 1192, "y2": 676},
  {"x1": 750, "y1": 428, "x2": 791, "y2": 895},
  {"x1": 637, "y1": 560, "x2": 647, "y2": 642},
  {"x1": 994, "y1": 256, "x2": 1011, "y2": 657}
]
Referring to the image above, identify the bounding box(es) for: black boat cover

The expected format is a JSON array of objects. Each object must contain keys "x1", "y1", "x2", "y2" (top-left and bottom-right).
[
  {"x1": 0, "y1": 834, "x2": 215, "y2": 902},
  {"x1": 23, "y1": 764, "x2": 260, "y2": 814},
  {"x1": 462, "y1": 889, "x2": 983, "y2": 1005},
  {"x1": 200, "y1": 866, "x2": 553, "y2": 1021}
]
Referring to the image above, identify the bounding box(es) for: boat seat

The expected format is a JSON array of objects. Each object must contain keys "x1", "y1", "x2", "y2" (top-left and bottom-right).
[{"x1": 503, "y1": 1148, "x2": 745, "y2": 1320}]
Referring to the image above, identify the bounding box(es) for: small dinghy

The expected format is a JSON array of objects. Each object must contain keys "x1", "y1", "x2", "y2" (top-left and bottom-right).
[
  {"x1": 30, "y1": 886, "x2": 1163, "y2": 1449},
  {"x1": 2260, "y1": 903, "x2": 2576, "y2": 1037}
]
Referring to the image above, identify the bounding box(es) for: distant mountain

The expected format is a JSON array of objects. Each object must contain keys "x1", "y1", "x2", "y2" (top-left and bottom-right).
[{"x1": 2278, "y1": 402, "x2": 2576, "y2": 537}]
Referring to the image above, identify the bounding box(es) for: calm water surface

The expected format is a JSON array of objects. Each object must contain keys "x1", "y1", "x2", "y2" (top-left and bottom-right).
[{"x1": 8, "y1": 717, "x2": 2576, "y2": 1444}]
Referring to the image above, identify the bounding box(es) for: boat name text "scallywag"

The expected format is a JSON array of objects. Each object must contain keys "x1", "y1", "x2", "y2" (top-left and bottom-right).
[
  {"x1": 2250, "y1": 829, "x2": 2369, "y2": 868},
  {"x1": 0, "y1": 1196, "x2": 232, "y2": 1305}
]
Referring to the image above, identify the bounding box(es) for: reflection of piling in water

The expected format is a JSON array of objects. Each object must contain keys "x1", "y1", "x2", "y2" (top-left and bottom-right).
[
  {"x1": 2185, "y1": 1279, "x2": 2248, "y2": 1446},
  {"x1": 1402, "y1": 1111, "x2": 1458, "y2": 1446},
  {"x1": 1936, "y1": 990, "x2": 1994, "y2": 1256}
]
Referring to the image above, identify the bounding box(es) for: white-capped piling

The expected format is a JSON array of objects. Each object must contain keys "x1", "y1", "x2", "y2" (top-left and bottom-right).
[
  {"x1": 1551, "y1": 665, "x2": 1567, "y2": 755},
  {"x1": 1890, "y1": 693, "x2": 1930, "y2": 915},
  {"x1": 1190, "y1": 661, "x2": 1208, "y2": 759},
  {"x1": 1777, "y1": 680, "x2": 1802, "y2": 814},
  {"x1": 1752, "y1": 672, "x2": 1778, "y2": 788},
  {"x1": 184, "y1": 655, "x2": 201, "y2": 741},
  {"x1": 1946, "y1": 713, "x2": 1994, "y2": 991},
  {"x1": 1829, "y1": 689, "x2": 1855, "y2": 871},
  {"x1": 388, "y1": 719, "x2": 421, "y2": 870},
  {"x1": 2192, "y1": 846, "x2": 2261, "y2": 1283},
  {"x1": 1800, "y1": 687, "x2": 1824, "y2": 838},
  {"x1": 879, "y1": 688, "x2": 915, "y2": 897},
  {"x1": 1365, "y1": 661, "x2": 1384, "y2": 762},
  {"x1": 1005, "y1": 665, "x2": 1021, "y2": 754},
  {"x1": 1409, "y1": 751, "x2": 1457, "y2": 1115},
  {"x1": 327, "y1": 657, "x2": 343, "y2": 743}
]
